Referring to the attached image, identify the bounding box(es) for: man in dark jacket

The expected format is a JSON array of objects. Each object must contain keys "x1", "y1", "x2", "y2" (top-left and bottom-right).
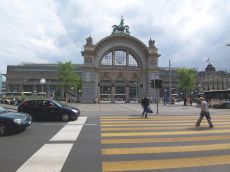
[{"x1": 141, "y1": 96, "x2": 150, "y2": 118}]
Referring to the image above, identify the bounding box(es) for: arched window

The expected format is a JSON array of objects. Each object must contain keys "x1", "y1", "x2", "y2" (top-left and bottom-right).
[
  {"x1": 100, "y1": 50, "x2": 138, "y2": 67},
  {"x1": 101, "y1": 52, "x2": 112, "y2": 65},
  {"x1": 128, "y1": 54, "x2": 138, "y2": 66}
]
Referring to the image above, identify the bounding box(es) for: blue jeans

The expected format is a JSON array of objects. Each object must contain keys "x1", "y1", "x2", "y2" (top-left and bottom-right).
[{"x1": 142, "y1": 105, "x2": 148, "y2": 117}]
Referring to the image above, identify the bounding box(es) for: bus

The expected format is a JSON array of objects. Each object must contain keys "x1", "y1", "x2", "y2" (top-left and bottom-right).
[
  {"x1": 204, "y1": 89, "x2": 230, "y2": 101},
  {"x1": 3, "y1": 92, "x2": 33, "y2": 97}
]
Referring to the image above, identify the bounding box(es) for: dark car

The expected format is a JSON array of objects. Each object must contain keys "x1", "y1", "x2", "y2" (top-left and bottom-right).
[
  {"x1": 18, "y1": 99, "x2": 80, "y2": 121},
  {"x1": 0, "y1": 106, "x2": 32, "y2": 136}
]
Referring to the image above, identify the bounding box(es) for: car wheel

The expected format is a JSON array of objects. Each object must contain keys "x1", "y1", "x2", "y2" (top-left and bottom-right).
[
  {"x1": 61, "y1": 114, "x2": 70, "y2": 122},
  {"x1": 0, "y1": 124, "x2": 7, "y2": 136}
]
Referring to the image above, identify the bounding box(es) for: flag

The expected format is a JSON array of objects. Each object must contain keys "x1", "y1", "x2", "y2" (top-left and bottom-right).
[{"x1": 206, "y1": 58, "x2": 210, "y2": 63}]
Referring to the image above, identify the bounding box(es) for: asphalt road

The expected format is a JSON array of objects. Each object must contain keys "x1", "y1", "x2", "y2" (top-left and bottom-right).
[{"x1": 1, "y1": 102, "x2": 230, "y2": 172}]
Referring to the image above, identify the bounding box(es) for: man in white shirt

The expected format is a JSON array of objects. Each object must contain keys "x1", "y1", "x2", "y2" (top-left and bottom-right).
[{"x1": 195, "y1": 97, "x2": 214, "y2": 128}]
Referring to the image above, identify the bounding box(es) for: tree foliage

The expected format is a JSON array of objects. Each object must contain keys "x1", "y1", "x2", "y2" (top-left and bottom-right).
[
  {"x1": 58, "y1": 61, "x2": 81, "y2": 91},
  {"x1": 176, "y1": 68, "x2": 196, "y2": 96}
]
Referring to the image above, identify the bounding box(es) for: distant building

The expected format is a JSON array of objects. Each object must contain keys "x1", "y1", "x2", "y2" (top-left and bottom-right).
[
  {"x1": 196, "y1": 63, "x2": 230, "y2": 92},
  {"x1": 5, "y1": 63, "x2": 82, "y2": 98},
  {"x1": 0, "y1": 72, "x2": 2, "y2": 92}
]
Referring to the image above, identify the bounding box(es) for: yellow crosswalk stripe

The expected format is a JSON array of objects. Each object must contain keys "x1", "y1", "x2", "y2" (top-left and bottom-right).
[
  {"x1": 102, "y1": 143, "x2": 230, "y2": 155},
  {"x1": 100, "y1": 117, "x2": 230, "y2": 121},
  {"x1": 101, "y1": 124, "x2": 230, "y2": 131},
  {"x1": 100, "y1": 115, "x2": 230, "y2": 119},
  {"x1": 101, "y1": 129, "x2": 230, "y2": 137},
  {"x1": 101, "y1": 122, "x2": 230, "y2": 127},
  {"x1": 102, "y1": 154, "x2": 230, "y2": 171},
  {"x1": 101, "y1": 135, "x2": 230, "y2": 144},
  {"x1": 100, "y1": 119, "x2": 229, "y2": 124},
  {"x1": 101, "y1": 115, "x2": 230, "y2": 171}
]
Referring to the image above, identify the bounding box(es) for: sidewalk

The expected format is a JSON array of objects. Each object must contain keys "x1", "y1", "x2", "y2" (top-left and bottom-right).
[{"x1": 1, "y1": 102, "x2": 229, "y2": 115}]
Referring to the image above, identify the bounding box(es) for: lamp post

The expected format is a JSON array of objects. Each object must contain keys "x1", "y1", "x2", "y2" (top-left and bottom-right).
[
  {"x1": 169, "y1": 60, "x2": 172, "y2": 104},
  {"x1": 136, "y1": 80, "x2": 138, "y2": 102},
  {"x1": 40, "y1": 78, "x2": 46, "y2": 98}
]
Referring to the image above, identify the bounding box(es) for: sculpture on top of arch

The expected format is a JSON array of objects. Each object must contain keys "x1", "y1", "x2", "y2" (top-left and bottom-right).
[{"x1": 112, "y1": 16, "x2": 130, "y2": 35}]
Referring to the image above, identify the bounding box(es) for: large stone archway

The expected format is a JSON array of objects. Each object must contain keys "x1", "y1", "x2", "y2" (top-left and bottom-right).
[{"x1": 81, "y1": 33, "x2": 160, "y2": 103}]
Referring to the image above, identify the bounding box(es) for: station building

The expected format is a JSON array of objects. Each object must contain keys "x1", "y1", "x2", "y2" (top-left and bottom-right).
[{"x1": 5, "y1": 19, "x2": 161, "y2": 103}]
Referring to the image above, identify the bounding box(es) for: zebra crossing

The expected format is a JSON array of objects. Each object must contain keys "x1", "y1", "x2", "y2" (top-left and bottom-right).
[{"x1": 100, "y1": 115, "x2": 230, "y2": 172}]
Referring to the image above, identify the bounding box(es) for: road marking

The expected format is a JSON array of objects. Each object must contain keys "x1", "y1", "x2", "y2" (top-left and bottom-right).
[
  {"x1": 17, "y1": 144, "x2": 73, "y2": 172},
  {"x1": 50, "y1": 117, "x2": 87, "y2": 142},
  {"x1": 102, "y1": 154, "x2": 230, "y2": 171},
  {"x1": 100, "y1": 115, "x2": 230, "y2": 119},
  {"x1": 17, "y1": 116, "x2": 87, "y2": 172},
  {"x1": 101, "y1": 135, "x2": 230, "y2": 144},
  {"x1": 102, "y1": 143, "x2": 230, "y2": 155},
  {"x1": 100, "y1": 119, "x2": 229, "y2": 124},
  {"x1": 101, "y1": 121, "x2": 230, "y2": 127},
  {"x1": 101, "y1": 124, "x2": 230, "y2": 131},
  {"x1": 101, "y1": 128, "x2": 230, "y2": 137},
  {"x1": 101, "y1": 115, "x2": 230, "y2": 171}
]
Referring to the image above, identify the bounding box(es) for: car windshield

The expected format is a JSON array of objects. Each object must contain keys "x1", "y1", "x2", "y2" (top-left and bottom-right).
[{"x1": 0, "y1": 106, "x2": 9, "y2": 113}]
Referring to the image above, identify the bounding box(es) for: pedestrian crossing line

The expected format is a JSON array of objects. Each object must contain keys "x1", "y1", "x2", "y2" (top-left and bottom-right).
[
  {"x1": 101, "y1": 121, "x2": 230, "y2": 127},
  {"x1": 100, "y1": 115, "x2": 230, "y2": 119},
  {"x1": 100, "y1": 119, "x2": 229, "y2": 124},
  {"x1": 101, "y1": 129, "x2": 230, "y2": 137},
  {"x1": 100, "y1": 117, "x2": 230, "y2": 121},
  {"x1": 17, "y1": 116, "x2": 87, "y2": 172},
  {"x1": 101, "y1": 135, "x2": 230, "y2": 144},
  {"x1": 101, "y1": 124, "x2": 230, "y2": 132},
  {"x1": 102, "y1": 143, "x2": 230, "y2": 155},
  {"x1": 102, "y1": 154, "x2": 230, "y2": 172}
]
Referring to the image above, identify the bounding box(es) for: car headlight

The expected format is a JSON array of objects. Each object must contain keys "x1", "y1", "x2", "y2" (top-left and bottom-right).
[
  {"x1": 72, "y1": 109, "x2": 78, "y2": 113},
  {"x1": 13, "y1": 118, "x2": 23, "y2": 124}
]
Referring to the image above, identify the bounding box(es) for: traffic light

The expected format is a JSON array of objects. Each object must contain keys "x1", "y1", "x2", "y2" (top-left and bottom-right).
[
  {"x1": 151, "y1": 79, "x2": 162, "y2": 88},
  {"x1": 158, "y1": 79, "x2": 162, "y2": 88},
  {"x1": 151, "y1": 79, "x2": 155, "y2": 88}
]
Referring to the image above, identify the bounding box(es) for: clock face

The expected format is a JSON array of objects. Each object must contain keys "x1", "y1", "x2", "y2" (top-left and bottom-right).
[{"x1": 116, "y1": 56, "x2": 125, "y2": 64}]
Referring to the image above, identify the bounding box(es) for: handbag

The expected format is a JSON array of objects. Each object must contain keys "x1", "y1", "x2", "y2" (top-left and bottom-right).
[{"x1": 147, "y1": 106, "x2": 153, "y2": 113}]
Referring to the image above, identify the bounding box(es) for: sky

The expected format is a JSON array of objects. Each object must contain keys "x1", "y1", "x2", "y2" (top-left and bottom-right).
[{"x1": 0, "y1": 0, "x2": 230, "y2": 74}]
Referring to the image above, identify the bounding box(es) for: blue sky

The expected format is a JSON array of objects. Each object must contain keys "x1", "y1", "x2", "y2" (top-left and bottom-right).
[{"x1": 0, "y1": 0, "x2": 230, "y2": 74}]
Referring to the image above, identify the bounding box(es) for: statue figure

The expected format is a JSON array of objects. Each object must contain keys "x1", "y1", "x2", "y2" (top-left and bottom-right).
[
  {"x1": 86, "y1": 35, "x2": 93, "y2": 45},
  {"x1": 112, "y1": 16, "x2": 130, "y2": 35},
  {"x1": 149, "y1": 38, "x2": 155, "y2": 48}
]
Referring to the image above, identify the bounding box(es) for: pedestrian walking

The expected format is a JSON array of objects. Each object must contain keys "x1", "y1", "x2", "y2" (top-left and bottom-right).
[
  {"x1": 195, "y1": 97, "x2": 214, "y2": 128},
  {"x1": 141, "y1": 96, "x2": 150, "y2": 118}
]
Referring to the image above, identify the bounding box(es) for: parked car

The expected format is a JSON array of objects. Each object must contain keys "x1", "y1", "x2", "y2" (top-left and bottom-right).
[
  {"x1": 18, "y1": 99, "x2": 80, "y2": 121},
  {"x1": 0, "y1": 106, "x2": 32, "y2": 136}
]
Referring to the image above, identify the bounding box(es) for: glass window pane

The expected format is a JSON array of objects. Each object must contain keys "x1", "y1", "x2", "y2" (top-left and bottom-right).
[
  {"x1": 128, "y1": 54, "x2": 138, "y2": 66},
  {"x1": 115, "y1": 51, "x2": 126, "y2": 66},
  {"x1": 101, "y1": 52, "x2": 112, "y2": 65}
]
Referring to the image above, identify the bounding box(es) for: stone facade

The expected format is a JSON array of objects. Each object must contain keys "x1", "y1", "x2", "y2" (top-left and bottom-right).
[
  {"x1": 80, "y1": 34, "x2": 160, "y2": 103},
  {"x1": 196, "y1": 63, "x2": 230, "y2": 92}
]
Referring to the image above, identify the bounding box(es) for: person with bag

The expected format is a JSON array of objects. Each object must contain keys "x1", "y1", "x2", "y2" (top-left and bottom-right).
[
  {"x1": 195, "y1": 97, "x2": 214, "y2": 128},
  {"x1": 141, "y1": 96, "x2": 150, "y2": 118}
]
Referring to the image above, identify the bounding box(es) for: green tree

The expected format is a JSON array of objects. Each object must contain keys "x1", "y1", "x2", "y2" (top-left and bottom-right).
[
  {"x1": 58, "y1": 61, "x2": 81, "y2": 93},
  {"x1": 176, "y1": 68, "x2": 196, "y2": 97}
]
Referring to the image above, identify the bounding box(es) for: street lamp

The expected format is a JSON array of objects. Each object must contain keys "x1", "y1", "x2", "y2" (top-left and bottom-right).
[
  {"x1": 40, "y1": 78, "x2": 46, "y2": 98},
  {"x1": 169, "y1": 60, "x2": 172, "y2": 104}
]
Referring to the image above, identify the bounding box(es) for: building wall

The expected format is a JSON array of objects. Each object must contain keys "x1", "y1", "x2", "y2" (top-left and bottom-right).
[
  {"x1": 80, "y1": 34, "x2": 160, "y2": 103},
  {"x1": 196, "y1": 64, "x2": 230, "y2": 92}
]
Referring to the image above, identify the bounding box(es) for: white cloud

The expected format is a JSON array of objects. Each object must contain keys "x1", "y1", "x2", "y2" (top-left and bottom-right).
[{"x1": 0, "y1": 0, "x2": 230, "y2": 73}]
